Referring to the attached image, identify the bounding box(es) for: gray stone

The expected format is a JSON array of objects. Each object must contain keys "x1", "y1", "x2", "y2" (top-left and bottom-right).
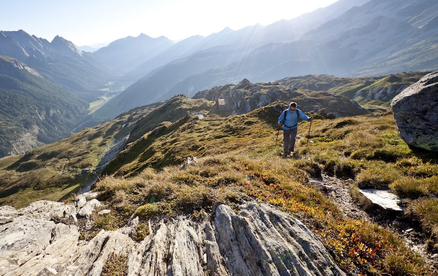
[
  {"x1": 0, "y1": 200, "x2": 345, "y2": 276},
  {"x1": 0, "y1": 215, "x2": 80, "y2": 276},
  {"x1": 0, "y1": 206, "x2": 18, "y2": 224},
  {"x1": 77, "y1": 199, "x2": 102, "y2": 217},
  {"x1": 391, "y1": 72, "x2": 438, "y2": 152},
  {"x1": 19, "y1": 200, "x2": 77, "y2": 223},
  {"x1": 76, "y1": 194, "x2": 87, "y2": 208},
  {"x1": 214, "y1": 203, "x2": 345, "y2": 276},
  {"x1": 98, "y1": 209, "x2": 111, "y2": 215},
  {"x1": 83, "y1": 192, "x2": 99, "y2": 200},
  {"x1": 359, "y1": 189, "x2": 403, "y2": 212}
]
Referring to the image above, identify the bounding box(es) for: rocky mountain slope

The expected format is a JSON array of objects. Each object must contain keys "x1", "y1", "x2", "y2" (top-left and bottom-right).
[
  {"x1": 0, "y1": 30, "x2": 119, "y2": 157},
  {"x1": 1, "y1": 84, "x2": 437, "y2": 274},
  {"x1": 192, "y1": 78, "x2": 368, "y2": 118},
  {"x1": 275, "y1": 71, "x2": 429, "y2": 106},
  {"x1": 0, "y1": 56, "x2": 88, "y2": 157},
  {"x1": 301, "y1": 0, "x2": 438, "y2": 76},
  {"x1": 97, "y1": 0, "x2": 437, "y2": 121},
  {"x1": 0, "y1": 30, "x2": 114, "y2": 95}
]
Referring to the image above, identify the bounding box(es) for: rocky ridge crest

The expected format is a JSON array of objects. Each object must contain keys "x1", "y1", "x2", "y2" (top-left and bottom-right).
[
  {"x1": 0, "y1": 193, "x2": 344, "y2": 276},
  {"x1": 193, "y1": 78, "x2": 368, "y2": 118}
]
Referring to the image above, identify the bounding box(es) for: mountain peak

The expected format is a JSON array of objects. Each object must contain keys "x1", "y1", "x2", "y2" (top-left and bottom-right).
[
  {"x1": 137, "y1": 33, "x2": 152, "y2": 39},
  {"x1": 235, "y1": 78, "x2": 251, "y2": 89},
  {"x1": 51, "y1": 35, "x2": 82, "y2": 57}
]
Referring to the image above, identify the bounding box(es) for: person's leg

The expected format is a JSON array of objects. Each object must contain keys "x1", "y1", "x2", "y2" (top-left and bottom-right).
[
  {"x1": 289, "y1": 128, "x2": 298, "y2": 154},
  {"x1": 283, "y1": 129, "x2": 291, "y2": 157}
]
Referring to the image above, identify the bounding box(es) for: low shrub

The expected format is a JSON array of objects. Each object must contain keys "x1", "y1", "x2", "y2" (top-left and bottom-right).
[
  {"x1": 134, "y1": 203, "x2": 162, "y2": 220},
  {"x1": 427, "y1": 176, "x2": 438, "y2": 196},
  {"x1": 292, "y1": 159, "x2": 323, "y2": 179}
]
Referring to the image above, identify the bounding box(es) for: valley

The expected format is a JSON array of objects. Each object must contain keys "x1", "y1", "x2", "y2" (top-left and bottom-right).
[{"x1": 1, "y1": 0, "x2": 438, "y2": 274}]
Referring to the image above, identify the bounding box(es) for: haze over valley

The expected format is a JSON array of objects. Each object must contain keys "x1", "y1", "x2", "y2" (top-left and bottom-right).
[
  {"x1": 1, "y1": 1, "x2": 438, "y2": 275},
  {"x1": 1, "y1": 0, "x2": 437, "y2": 156}
]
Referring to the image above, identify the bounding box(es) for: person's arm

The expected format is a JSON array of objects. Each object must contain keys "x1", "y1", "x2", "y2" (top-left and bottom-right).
[
  {"x1": 298, "y1": 109, "x2": 312, "y2": 122},
  {"x1": 278, "y1": 110, "x2": 286, "y2": 127}
]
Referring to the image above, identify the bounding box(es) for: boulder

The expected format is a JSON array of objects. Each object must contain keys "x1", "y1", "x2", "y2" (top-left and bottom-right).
[{"x1": 391, "y1": 72, "x2": 438, "y2": 152}]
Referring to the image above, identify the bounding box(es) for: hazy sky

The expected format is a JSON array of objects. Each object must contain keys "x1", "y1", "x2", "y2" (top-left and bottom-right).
[{"x1": 1, "y1": 0, "x2": 338, "y2": 46}]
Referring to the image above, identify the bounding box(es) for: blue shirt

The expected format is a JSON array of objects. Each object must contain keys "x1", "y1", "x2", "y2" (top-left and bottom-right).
[{"x1": 278, "y1": 109, "x2": 310, "y2": 130}]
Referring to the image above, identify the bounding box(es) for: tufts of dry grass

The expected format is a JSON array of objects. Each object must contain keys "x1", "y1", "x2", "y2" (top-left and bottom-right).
[
  {"x1": 1, "y1": 99, "x2": 437, "y2": 275},
  {"x1": 101, "y1": 252, "x2": 128, "y2": 276},
  {"x1": 408, "y1": 197, "x2": 438, "y2": 249},
  {"x1": 81, "y1": 109, "x2": 437, "y2": 274},
  {"x1": 356, "y1": 161, "x2": 401, "y2": 189}
]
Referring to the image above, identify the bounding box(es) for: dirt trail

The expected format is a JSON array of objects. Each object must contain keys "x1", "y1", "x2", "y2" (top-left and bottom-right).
[{"x1": 310, "y1": 174, "x2": 438, "y2": 273}]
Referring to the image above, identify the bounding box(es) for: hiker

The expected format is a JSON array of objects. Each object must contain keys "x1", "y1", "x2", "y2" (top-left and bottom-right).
[{"x1": 278, "y1": 102, "x2": 312, "y2": 158}]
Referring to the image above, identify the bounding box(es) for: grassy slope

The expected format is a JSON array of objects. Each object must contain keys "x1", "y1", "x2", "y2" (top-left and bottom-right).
[
  {"x1": 0, "y1": 103, "x2": 158, "y2": 208},
  {"x1": 94, "y1": 102, "x2": 436, "y2": 275},
  {"x1": 1, "y1": 94, "x2": 437, "y2": 274}
]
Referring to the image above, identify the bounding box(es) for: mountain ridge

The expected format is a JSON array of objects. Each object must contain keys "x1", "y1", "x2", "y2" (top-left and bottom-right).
[
  {"x1": 0, "y1": 56, "x2": 89, "y2": 157},
  {"x1": 0, "y1": 30, "x2": 114, "y2": 94},
  {"x1": 94, "y1": 0, "x2": 438, "y2": 121},
  {"x1": 93, "y1": 33, "x2": 174, "y2": 74}
]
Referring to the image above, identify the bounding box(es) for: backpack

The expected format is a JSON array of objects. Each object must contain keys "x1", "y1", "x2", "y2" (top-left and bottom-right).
[
  {"x1": 283, "y1": 108, "x2": 300, "y2": 122},
  {"x1": 282, "y1": 108, "x2": 300, "y2": 129}
]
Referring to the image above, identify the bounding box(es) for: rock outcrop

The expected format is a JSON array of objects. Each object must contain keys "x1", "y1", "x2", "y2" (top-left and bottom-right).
[
  {"x1": 355, "y1": 84, "x2": 410, "y2": 103},
  {"x1": 391, "y1": 72, "x2": 438, "y2": 152},
  {"x1": 0, "y1": 195, "x2": 345, "y2": 276},
  {"x1": 193, "y1": 79, "x2": 368, "y2": 118}
]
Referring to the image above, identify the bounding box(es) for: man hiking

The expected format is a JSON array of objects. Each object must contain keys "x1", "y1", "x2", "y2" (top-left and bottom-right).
[{"x1": 278, "y1": 102, "x2": 312, "y2": 158}]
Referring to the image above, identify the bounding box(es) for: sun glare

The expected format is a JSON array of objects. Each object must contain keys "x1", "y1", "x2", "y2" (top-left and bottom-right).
[{"x1": 1, "y1": 0, "x2": 339, "y2": 45}]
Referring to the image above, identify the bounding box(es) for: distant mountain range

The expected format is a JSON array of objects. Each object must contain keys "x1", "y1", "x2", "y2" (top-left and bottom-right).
[
  {"x1": 0, "y1": 0, "x2": 437, "y2": 157},
  {"x1": 0, "y1": 30, "x2": 114, "y2": 96},
  {"x1": 93, "y1": 34, "x2": 174, "y2": 74},
  {"x1": 93, "y1": 0, "x2": 438, "y2": 121},
  {"x1": 0, "y1": 30, "x2": 116, "y2": 157}
]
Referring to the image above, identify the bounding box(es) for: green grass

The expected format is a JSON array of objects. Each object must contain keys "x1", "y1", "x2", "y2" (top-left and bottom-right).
[
  {"x1": 88, "y1": 90, "x2": 121, "y2": 114},
  {"x1": 87, "y1": 108, "x2": 435, "y2": 274},
  {"x1": 1, "y1": 97, "x2": 437, "y2": 275},
  {"x1": 0, "y1": 107, "x2": 152, "y2": 208}
]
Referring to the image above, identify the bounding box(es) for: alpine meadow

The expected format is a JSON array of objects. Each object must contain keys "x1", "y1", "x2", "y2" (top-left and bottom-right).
[{"x1": 1, "y1": 0, "x2": 438, "y2": 275}]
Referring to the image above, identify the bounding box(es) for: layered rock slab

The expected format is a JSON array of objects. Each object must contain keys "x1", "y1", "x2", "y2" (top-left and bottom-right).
[{"x1": 0, "y1": 199, "x2": 345, "y2": 276}]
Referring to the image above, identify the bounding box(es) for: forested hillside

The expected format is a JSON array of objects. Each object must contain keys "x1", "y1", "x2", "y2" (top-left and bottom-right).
[{"x1": 0, "y1": 56, "x2": 88, "y2": 157}]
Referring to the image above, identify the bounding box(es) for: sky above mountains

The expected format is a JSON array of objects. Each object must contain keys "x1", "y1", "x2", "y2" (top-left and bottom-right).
[{"x1": 1, "y1": 0, "x2": 338, "y2": 47}]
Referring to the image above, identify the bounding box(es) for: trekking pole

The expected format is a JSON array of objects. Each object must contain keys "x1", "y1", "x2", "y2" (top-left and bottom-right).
[{"x1": 307, "y1": 118, "x2": 313, "y2": 146}]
